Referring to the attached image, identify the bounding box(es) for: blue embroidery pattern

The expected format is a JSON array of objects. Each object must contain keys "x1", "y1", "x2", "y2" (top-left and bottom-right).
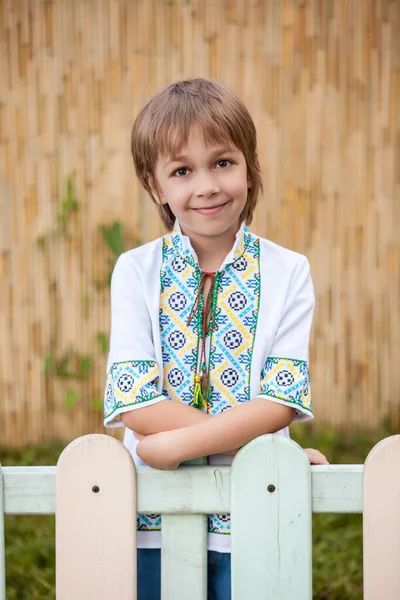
[
  {"x1": 259, "y1": 356, "x2": 312, "y2": 415},
  {"x1": 104, "y1": 360, "x2": 163, "y2": 425},
  {"x1": 137, "y1": 226, "x2": 262, "y2": 535}
]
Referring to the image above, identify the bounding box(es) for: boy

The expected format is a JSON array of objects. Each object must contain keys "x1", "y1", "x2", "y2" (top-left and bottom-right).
[{"x1": 104, "y1": 78, "x2": 327, "y2": 600}]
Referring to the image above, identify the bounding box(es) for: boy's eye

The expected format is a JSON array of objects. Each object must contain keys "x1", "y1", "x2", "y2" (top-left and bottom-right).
[
  {"x1": 173, "y1": 167, "x2": 190, "y2": 177},
  {"x1": 216, "y1": 159, "x2": 232, "y2": 169}
]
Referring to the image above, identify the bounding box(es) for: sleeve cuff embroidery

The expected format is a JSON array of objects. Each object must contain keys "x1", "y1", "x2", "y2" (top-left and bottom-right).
[
  {"x1": 104, "y1": 360, "x2": 164, "y2": 426},
  {"x1": 259, "y1": 356, "x2": 312, "y2": 418}
]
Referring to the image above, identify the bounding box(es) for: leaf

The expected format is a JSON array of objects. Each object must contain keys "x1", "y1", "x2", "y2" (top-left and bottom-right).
[
  {"x1": 57, "y1": 173, "x2": 78, "y2": 234},
  {"x1": 81, "y1": 292, "x2": 90, "y2": 312},
  {"x1": 91, "y1": 398, "x2": 104, "y2": 413},
  {"x1": 79, "y1": 355, "x2": 92, "y2": 378},
  {"x1": 99, "y1": 222, "x2": 125, "y2": 258},
  {"x1": 64, "y1": 390, "x2": 80, "y2": 410},
  {"x1": 96, "y1": 332, "x2": 109, "y2": 355},
  {"x1": 36, "y1": 235, "x2": 47, "y2": 250},
  {"x1": 43, "y1": 355, "x2": 53, "y2": 374},
  {"x1": 55, "y1": 353, "x2": 72, "y2": 378},
  {"x1": 52, "y1": 348, "x2": 91, "y2": 380}
]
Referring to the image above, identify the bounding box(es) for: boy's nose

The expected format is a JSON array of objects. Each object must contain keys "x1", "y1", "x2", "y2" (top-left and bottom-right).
[{"x1": 194, "y1": 175, "x2": 219, "y2": 198}]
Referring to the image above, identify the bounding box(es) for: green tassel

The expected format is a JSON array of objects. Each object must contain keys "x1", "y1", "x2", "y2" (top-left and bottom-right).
[{"x1": 193, "y1": 374, "x2": 207, "y2": 410}]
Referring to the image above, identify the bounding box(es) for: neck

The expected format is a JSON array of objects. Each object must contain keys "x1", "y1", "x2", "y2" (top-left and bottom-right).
[{"x1": 183, "y1": 224, "x2": 240, "y2": 273}]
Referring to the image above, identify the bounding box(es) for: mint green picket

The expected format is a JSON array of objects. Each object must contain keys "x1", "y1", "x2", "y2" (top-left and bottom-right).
[
  {"x1": 231, "y1": 435, "x2": 312, "y2": 599},
  {"x1": 162, "y1": 514, "x2": 207, "y2": 600},
  {"x1": 0, "y1": 465, "x2": 6, "y2": 600}
]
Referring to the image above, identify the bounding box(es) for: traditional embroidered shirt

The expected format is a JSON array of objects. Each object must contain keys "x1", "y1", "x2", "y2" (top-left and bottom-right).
[{"x1": 104, "y1": 221, "x2": 315, "y2": 553}]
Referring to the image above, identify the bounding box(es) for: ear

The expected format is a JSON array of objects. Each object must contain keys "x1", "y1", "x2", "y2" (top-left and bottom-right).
[{"x1": 147, "y1": 173, "x2": 167, "y2": 205}]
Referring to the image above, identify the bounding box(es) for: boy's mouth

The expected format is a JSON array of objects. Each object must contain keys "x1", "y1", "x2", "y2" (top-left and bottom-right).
[{"x1": 192, "y1": 201, "x2": 230, "y2": 216}]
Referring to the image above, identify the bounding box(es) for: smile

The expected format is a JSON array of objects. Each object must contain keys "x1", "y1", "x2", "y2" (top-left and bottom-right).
[{"x1": 192, "y1": 202, "x2": 230, "y2": 216}]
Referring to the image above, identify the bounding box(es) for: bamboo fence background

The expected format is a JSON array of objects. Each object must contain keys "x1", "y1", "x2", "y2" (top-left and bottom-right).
[{"x1": 0, "y1": 0, "x2": 399, "y2": 446}]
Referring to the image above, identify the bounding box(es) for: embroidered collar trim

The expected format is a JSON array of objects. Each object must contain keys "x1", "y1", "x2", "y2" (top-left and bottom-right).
[{"x1": 170, "y1": 220, "x2": 250, "y2": 271}]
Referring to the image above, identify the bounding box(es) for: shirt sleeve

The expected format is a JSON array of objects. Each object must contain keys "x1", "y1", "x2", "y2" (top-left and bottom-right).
[
  {"x1": 257, "y1": 256, "x2": 315, "y2": 422},
  {"x1": 103, "y1": 252, "x2": 167, "y2": 428}
]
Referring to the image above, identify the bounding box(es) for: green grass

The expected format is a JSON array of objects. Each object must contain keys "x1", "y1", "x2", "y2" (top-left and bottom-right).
[
  {"x1": 290, "y1": 423, "x2": 392, "y2": 600},
  {"x1": 0, "y1": 426, "x2": 394, "y2": 599},
  {"x1": 1, "y1": 442, "x2": 64, "y2": 599}
]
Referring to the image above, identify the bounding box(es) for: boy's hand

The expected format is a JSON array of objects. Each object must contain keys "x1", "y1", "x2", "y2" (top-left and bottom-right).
[
  {"x1": 304, "y1": 448, "x2": 329, "y2": 465},
  {"x1": 136, "y1": 430, "x2": 181, "y2": 470}
]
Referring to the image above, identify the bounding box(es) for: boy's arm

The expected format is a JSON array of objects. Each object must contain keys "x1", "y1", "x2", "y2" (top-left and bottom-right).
[
  {"x1": 121, "y1": 399, "x2": 210, "y2": 433},
  {"x1": 134, "y1": 256, "x2": 319, "y2": 468},
  {"x1": 122, "y1": 400, "x2": 240, "y2": 459},
  {"x1": 136, "y1": 398, "x2": 294, "y2": 469}
]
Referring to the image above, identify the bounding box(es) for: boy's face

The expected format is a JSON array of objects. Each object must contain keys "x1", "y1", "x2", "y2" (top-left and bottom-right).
[{"x1": 151, "y1": 126, "x2": 251, "y2": 247}]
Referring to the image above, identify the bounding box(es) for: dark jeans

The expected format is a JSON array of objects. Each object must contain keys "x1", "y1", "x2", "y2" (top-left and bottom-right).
[{"x1": 137, "y1": 548, "x2": 231, "y2": 600}]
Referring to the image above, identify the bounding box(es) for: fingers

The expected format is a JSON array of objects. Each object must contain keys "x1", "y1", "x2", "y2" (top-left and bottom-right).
[{"x1": 303, "y1": 448, "x2": 329, "y2": 465}]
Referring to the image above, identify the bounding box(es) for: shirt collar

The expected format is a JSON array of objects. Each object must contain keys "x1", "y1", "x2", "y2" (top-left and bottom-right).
[{"x1": 170, "y1": 220, "x2": 250, "y2": 271}]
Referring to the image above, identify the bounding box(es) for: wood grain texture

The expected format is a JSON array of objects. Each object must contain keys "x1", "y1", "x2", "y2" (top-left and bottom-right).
[
  {"x1": 4, "y1": 435, "x2": 400, "y2": 597},
  {"x1": 2, "y1": 462, "x2": 364, "y2": 515},
  {"x1": 161, "y1": 515, "x2": 207, "y2": 600},
  {"x1": 231, "y1": 435, "x2": 312, "y2": 600},
  {"x1": 0, "y1": 0, "x2": 399, "y2": 444},
  {"x1": 56, "y1": 434, "x2": 136, "y2": 599},
  {"x1": 363, "y1": 435, "x2": 400, "y2": 600}
]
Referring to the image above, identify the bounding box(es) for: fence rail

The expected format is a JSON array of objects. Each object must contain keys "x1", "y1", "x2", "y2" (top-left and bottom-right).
[{"x1": 1, "y1": 434, "x2": 399, "y2": 599}]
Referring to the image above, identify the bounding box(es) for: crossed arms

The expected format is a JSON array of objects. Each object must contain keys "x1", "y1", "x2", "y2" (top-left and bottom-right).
[{"x1": 121, "y1": 398, "x2": 295, "y2": 469}]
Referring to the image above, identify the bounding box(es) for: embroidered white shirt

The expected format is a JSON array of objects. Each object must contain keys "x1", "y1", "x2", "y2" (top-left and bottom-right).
[{"x1": 104, "y1": 222, "x2": 315, "y2": 553}]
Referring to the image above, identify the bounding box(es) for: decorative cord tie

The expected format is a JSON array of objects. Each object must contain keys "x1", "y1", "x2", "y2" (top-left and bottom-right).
[
  {"x1": 188, "y1": 271, "x2": 220, "y2": 410},
  {"x1": 187, "y1": 271, "x2": 216, "y2": 327},
  {"x1": 193, "y1": 374, "x2": 209, "y2": 410}
]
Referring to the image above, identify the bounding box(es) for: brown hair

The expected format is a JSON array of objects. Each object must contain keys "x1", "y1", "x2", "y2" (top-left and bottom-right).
[{"x1": 131, "y1": 78, "x2": 263, "y2": 230}]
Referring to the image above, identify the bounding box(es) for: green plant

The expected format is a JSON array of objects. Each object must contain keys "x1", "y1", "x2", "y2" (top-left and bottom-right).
[
  {"x1": 64, "y1": 390, "x2": 80, "y2": 411},
  {"x1": 98, "y1": 221, "x2": 141, "y2": 285},
  {"x1": 91, "y1": 398, "x2": 104, "y2": 413},
  {"x1": 57, "y1": 173, "x2": 78, "y2": 234},
  {"x1": 81, "y1": 292, "x2": 90, "y2": 317},
  {"x1": 36, "y1": 173, "x2": 79, "y2": 249},
  {"x1": 99, "y1": 222, "x2": 125, "y2": 258},
  {"x1": 36, "y1": 235, "x2": 47, "y2": 250},
  {"x1": 43, "y1": 349, "x2": 91, "y2": 381},
  {"x1": 96, "y1": 332, "x2": 109, "y2": 355},
  {"x1": 99, "y1": 222, "x2": 125, "y2": 285}
]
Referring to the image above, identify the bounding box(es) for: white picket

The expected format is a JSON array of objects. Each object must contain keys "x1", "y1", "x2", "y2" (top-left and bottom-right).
[
  {"x1": 364, "y1": 435, "x2": 400, "y2": 600},
  {"x1": 162, "y1": 514, "x2": 207, "y2": 600},
  {"x1": 56, "y1": 434, "x2": 137, "y2": 600},
  {"x1": 231, "y1": 435, "x2": 312, "y2": 600}
]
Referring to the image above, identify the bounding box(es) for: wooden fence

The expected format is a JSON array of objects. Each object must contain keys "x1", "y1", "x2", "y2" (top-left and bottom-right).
[
  {"x1": 1, "y1": 433, "x2": 400, "y2": 598},
  {"x1": 0, "y1": 0, "x2": 399, "y2": 444}
]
